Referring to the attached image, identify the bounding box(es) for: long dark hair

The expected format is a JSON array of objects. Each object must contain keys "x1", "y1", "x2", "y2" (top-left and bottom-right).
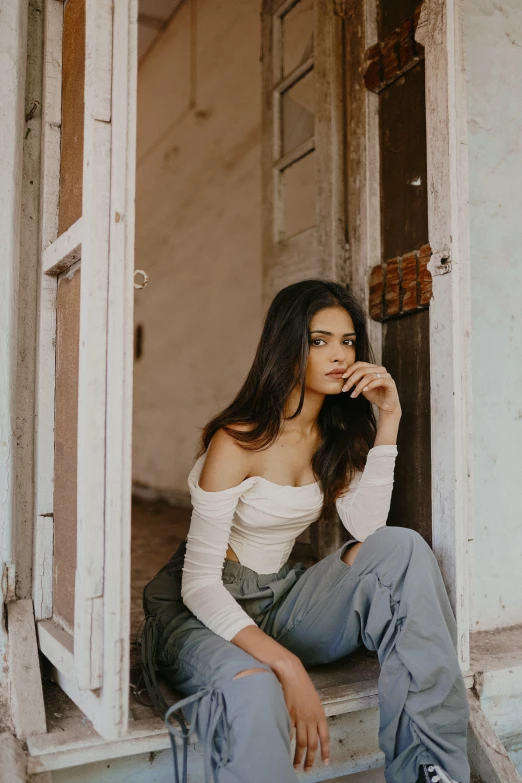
[{"x1": 197, "y1": 279, "x2": 377, "y2": 521}]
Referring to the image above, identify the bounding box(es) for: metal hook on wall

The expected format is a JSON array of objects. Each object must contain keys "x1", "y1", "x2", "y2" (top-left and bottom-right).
[{"x1": 134, "y1": 269, "x2": 149, "y2": 289}]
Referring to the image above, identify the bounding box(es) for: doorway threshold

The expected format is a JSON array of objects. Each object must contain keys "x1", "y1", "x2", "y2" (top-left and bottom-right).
[{"x1": 29, "y1": 648, "x2": 446, "y2": 775}]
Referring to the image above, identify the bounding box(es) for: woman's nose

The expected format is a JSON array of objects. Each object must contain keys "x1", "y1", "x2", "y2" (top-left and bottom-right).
[{"x1": 330, "y1": 344, "x2": 346, "y2": 362}]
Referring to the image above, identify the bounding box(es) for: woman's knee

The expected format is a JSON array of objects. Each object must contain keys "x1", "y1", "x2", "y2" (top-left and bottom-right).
[
  {"x1": 371, "y1": 525, "x2": 427, "y2": 549},
  {"x1": 366, "y1": 525, "x2": 432, "y2": 568}
]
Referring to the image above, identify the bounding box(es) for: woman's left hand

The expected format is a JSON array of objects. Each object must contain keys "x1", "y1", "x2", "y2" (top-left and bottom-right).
[{"x1": 341, "y1": 361, "x2": 401, "y2": 415}]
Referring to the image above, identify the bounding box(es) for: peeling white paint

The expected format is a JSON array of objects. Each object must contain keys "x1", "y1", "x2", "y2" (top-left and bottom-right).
[{"x1": 0, "y1": 0, "x2": 29, "y2": 681}]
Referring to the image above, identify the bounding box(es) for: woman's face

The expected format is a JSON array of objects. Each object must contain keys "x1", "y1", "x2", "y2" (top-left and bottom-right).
[{"x1": 304, "y1": 306, "x2": 357, "y2": 395}]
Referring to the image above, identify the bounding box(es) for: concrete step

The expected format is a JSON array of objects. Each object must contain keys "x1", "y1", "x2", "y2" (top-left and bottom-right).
[{"x1": 29, "y1": 650, "x2": 474, "y2": 778}]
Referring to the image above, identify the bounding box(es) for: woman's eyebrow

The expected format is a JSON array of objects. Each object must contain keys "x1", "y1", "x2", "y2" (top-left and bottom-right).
[{"x1": 310, "y1": 330, "x2": 356, "y2": 337}]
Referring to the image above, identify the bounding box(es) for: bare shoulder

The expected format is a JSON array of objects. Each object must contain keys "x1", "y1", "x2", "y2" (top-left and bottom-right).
[{"x1": 198, "y1": 426, "x2": 254, "y2": 491}]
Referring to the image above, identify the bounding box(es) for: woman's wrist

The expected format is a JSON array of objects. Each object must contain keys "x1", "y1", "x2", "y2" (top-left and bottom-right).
[
  {"x1": 271, "y1": 652, "x2": 304, "y2": 680},
  {"x1": 232, "y1": 625, "x2": 303, "y2": 680},
  {"x1": 374, "y1": 407, "x2": 401, "y2": 447},
  {"x1": 377, "y1": 406, "x2": 401, "y2": 424}
]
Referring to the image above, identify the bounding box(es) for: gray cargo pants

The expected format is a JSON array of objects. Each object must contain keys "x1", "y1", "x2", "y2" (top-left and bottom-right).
[{"x1": 142, "y1": 526, "x2": 470, "y2": 783}]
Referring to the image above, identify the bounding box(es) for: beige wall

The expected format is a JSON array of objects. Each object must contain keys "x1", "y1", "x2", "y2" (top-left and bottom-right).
[{"x1": 133, "y1": 0, "x2": 262, "y2": 495}]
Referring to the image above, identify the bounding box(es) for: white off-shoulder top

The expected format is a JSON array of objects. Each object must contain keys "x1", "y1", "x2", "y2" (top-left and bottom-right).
[{"x1": 181, "y1": 444, "x2": 398, "y2": 641}]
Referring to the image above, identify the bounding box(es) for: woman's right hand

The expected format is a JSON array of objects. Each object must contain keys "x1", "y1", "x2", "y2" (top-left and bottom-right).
[
  {"x1": 274, "y1": 655, "x2": 330, "y2": 772},
  {"x1": 231, "y1": 626, "x2": 330, "y2": 771}
]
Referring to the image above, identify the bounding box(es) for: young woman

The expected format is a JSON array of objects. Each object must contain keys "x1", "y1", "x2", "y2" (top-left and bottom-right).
[{"x1": 141, "y1": 279, "x2": 470, "y2": 783}]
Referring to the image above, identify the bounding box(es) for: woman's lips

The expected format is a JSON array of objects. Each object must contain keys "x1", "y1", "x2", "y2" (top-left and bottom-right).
[{"x1": 326, "y1": 372, "x2": 345, "y2": 378}]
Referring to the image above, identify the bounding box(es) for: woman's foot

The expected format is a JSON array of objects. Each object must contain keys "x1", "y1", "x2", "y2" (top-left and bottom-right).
[{"x1": 417, "y1": 764, "x2": 460, "y2": 783}]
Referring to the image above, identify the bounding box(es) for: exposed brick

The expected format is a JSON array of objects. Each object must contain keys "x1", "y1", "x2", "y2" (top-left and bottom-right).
[
  {"x1": 369, "y1": 244, "x2": 433, "y2": 321},
  {"x1": 400, "y1": 251, "x2": 418, "y2": 311},
  {"x1": 384, "y1": 257, "x2": 400, "y2": 317},
  {"x1": 399, "y1": 17, "x2": 414, "y2": 71},
  {"x1": 364, "y1": 8, "x2": 425, "y2": 94},
  {"x1": 382, "y1": 29, "x2": 400, "y2": 83},
  {"x1": 369, "y1": 264, "x2": 384, "y2": 321},
  {"x1": 418, "y1": 243, "x2": 432, "y2": 305},
  {"x1": 364, "y1": 43, "x2": 382, "y2": 92}
]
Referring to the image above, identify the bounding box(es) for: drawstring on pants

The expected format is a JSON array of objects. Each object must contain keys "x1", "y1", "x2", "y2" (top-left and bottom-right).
[
  {"x1": 138, "y1": 614, "x2": 231, "y2": 783},
  {"x1": 137, "y1": 615, "x2": 171, "y2": 715},
  {"x1": 166, "y1": 687, "x2": 232, "y2": 783}
]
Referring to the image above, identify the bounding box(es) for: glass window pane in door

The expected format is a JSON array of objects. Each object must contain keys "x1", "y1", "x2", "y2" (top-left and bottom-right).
[
  {"x1": 281, "y1": 69, "x2": 315, "y2": 156},
  {"x1": 282, "y1": 149, "x2": 316, "y2": 238},
  {"x1": 283, "y1": 0, "x2": 314, "y2": 76}
]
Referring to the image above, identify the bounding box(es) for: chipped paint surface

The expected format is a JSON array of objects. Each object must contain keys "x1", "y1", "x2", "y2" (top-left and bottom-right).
[
  {"x1": 465, "y1": 0, "x2": 522, "y2": 630},
  {"x1": 0, "y1": 0, "x2": 29, "y2": 682}
]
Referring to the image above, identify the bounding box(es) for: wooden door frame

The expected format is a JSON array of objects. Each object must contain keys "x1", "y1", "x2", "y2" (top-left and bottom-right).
[
  {"x1": 344, "y1": 0, "x2": 382, "y2": 363},
  {"x1": 33, "y1": 0, "x2": 137, "y2": 738},
  {"x1": 346, "y1": 0, "x2": 472, "y2": 670},
  {"x1": 416, "y1": 0, "x2": 473, "y2": 670},
  {"x1": 0, "y1": 0, "x2": 30, "y2": 677}
]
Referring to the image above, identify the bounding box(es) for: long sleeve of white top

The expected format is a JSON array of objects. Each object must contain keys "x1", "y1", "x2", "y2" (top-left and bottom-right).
[
  {"x1": 181, "y1": 473, "x2": 259, "y2": 641},
  {"x1": 181, "y1": 444, "x2": 397, "y2": 642},
  {"x1": 336, "y1": 444, "x2": 397, "y2": 541}
]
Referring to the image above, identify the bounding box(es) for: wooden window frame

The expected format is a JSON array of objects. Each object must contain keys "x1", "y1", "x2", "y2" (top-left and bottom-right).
[{"x1": 261, "y1": 0, "x2": 347, "y2": 314}]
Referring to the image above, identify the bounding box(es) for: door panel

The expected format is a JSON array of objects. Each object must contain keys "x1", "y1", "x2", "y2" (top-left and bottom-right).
[
  {"x1": 53, "y1": 268, "x2": 80, "y2": 633},
  {"x1": 380, "y1": 61, "x2": 428, "y2": 260},
  {"x1": 378, "y1": 36, "x2": 431, "y2": 540},
  {"x1": 364, "y1": 1, "x2": 432, "y2": 543},
  {"x1": 52, "y1": 0, "x2": 85, "y2": 645},
  {"x1": 383, "y1": 311, "x2": 432, "y2": 543},
  {"x1": 58, "y1": 0, "x2": 85, "y2": 235},
  {"x1": 34, "y1": 0, "x2": 137, "y2": 739}
]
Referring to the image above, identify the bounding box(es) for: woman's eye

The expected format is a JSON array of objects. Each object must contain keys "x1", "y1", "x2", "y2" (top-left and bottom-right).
[{"x1": 311, "y1": 338, "x2": 355, "y2": 347}]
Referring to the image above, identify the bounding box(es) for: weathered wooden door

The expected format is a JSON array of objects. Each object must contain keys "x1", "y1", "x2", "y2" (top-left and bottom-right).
[
  {"x1": 261, "y1": 0, "x2": 348, "y2": 559},
  {"x1": 261, "y1": 0, "x2": 347, "y2": 307},
  {"x1": 32, "y1": 0, "x2": 137, "y2": 739},
  {"x1": 343, "y1": 0, "x2": 433, "y2": 544},
  {"x1": 367, "y1": 1, "x2": 432, "y2": 544}
]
